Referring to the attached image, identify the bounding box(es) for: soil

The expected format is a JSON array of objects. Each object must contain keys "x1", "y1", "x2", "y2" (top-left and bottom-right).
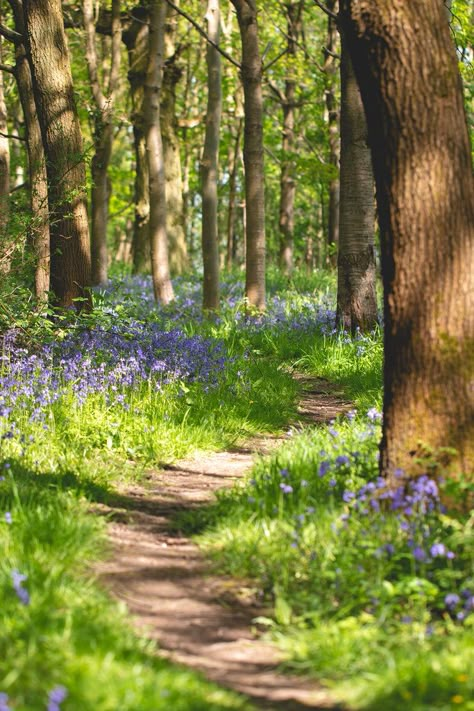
[{"x1": 97, "y1": 378, "x2": 351, "y2": 710}]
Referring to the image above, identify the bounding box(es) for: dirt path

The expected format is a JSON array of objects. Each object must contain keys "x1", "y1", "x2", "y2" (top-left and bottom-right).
[{"x1": 98, "y1": 378, "x2": 351, "y2": 710}]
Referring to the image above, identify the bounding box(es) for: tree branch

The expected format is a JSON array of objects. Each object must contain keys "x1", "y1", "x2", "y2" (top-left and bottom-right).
[
  {"x1": 0, "y1": 63, "x2": 15, "y2": 74},
  {"x1": 262, "y1": 47, "x2": 288, "y2": 73},
  {"x1": 0, "y1": 131, "x2": 25, "y2": 141},
  {"x1": 313, "y1": 0, "x2": 338, "y2": 21},
  {"x1": 164, "y1": 0, "x2": 241, "y2": 69},
  {"x1": 0, "y1": 22, "x2": 22, "y2": 43}
]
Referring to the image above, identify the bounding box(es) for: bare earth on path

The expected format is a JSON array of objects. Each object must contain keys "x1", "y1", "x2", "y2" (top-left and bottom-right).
[{"x1": 97, "y1": 378, "x2": 351, "y2": 710}]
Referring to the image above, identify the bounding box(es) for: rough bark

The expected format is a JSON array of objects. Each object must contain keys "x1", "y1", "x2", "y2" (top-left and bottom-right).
[
  {"x1": 144, "y1": 0, "x2": 174, "y2": 303},
  {"x1": 9, "y1": 0, "x2": 50, "y2": 300},
  {"x1": 0, "y1": 35, "x2": 11, "y2": 274},
  {"x1": 84, "y1": 0, "x2": 122, "y2": 286},
  {"x1": 125, "y1": 3, "x2": 151, "y2": 274},
  {"x1": 323, "y1": 0, "x2": 339, "y2": 265},
  {"x1": 24, "y1": 0, "x2": 91, "y2": 309},
  {"x1": 162, "y1": 3, "x2": 187, "y2": 274},
  {"x1": 201, "y1": 0, "x2": 221, "y2": 310},
  {"x1": 340, "y1": 0, "x2": 474, "y2": 479},
  {"x1": 336, "y1": 37, "x2": 378, "y2": 333},
  {"x1": 231, "y1": 0, "x2": 265, "y2": 309}
]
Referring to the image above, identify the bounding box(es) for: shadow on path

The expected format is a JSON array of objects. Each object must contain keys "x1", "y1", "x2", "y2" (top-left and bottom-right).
[{"x1": 96, "y1": 378, "x2": 350, "y2": 710}]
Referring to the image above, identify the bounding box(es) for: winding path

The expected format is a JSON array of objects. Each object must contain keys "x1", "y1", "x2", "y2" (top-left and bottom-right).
[{"x1": 97, "y1": 378, "x2": 351, "y2": 710}]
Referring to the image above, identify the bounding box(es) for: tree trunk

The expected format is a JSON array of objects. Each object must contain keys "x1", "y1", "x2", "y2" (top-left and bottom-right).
[
  {"x1": 340, "y1": 0, "x2": 474, "y2": 479},
  {"x1": 336, "y1": 37, "x2": 378, "y2": 333},
  {"x1": 143, "y1": 0, "x2": 174, "y2": 303},
  {"x1": 9, "y1": 0, "x2": 50, "y2": 301},
  {"x1": 231, "y1": 0, "x2": 265, "y2": 309},
  {"x1": 24, "y1": 0, "x2": 91, "y2": 310},
  {"x1": 84, "y1": 0, "x2": 122, "y2": 286},
  {"x1": 125, "y1": 3, "x2": 151, "y2": 274},
  {"x1": 323, "y1": 0, "x2": 339, "y2": 266},
  {"x1": 0, "y1": 36, "x2": 11, "y2": 275},
  {"x1": 278, "y1": 2, "x2": 302, "y2": 276},
  {"x1": 162, "y1": 3, "x2": 187, "y2": 275},
  {"x1": 201, "y1": 0, "x2": 221, "y2": 310},
  {"x1": 226, "y1": 116, "x2": 242, "y2": 270}
]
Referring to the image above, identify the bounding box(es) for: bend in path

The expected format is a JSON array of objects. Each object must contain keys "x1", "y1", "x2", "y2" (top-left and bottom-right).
[{"x1": 97, "y1": 378, "x2": 351, "y2": 710}]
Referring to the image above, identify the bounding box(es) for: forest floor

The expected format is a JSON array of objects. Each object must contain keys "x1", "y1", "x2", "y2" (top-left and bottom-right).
[{"x1": 96, "y1": 377, "x2": 351, "y2": 710}]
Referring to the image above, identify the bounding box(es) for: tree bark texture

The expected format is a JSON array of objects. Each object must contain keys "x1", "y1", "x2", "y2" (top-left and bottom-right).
[
  {"x1": 0, "y1": 35, "x2": 11, "y2": 274},
  {"x1": 336, "y1": 37, "x2": 378, "y2": 333},
  {"x1": 143, "y1": 0, "x2": 174, "y2": 303},
  {"x1": 231, "y1": 0, "x2": 266, "y2": 309},
  {"x1": 24, "y1": 0, "x2": 91, "y2": 309},
  {"x1": 125, "y1": 3, "x2": 151, "y2": 275},
  {"x1": 278, "y1": 1, "x2": 302, "y2": 276},
  {"x1": 84, "y1": 0, "x2": 122, "y2": 286},
  {"x1": 9, "y1": 0, "x2": 50, "y2": 300},
  {"x1": 162, "y1": 7, "x2": 187, "y2": 275},
  {"x1": 201, "y1": 0, "x2": 222, "y2": 310},
  {"x1": 340, "y1": 0, "x2": 474, "y2": 479},
  {"x1": 323, "y1": 0, "x2": 339, "y2": 265}
]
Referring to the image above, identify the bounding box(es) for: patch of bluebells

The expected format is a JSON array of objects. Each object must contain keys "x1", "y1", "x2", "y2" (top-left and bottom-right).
[
  {"x1": 340, "y1": 472, "x2": 473, "y2": 621},
  {"x1": 11, "y1": 569, "x2": 30, "y2": 606},
  {"x1": 0, "y1": 321, "x2": 229, "y2": 422}
]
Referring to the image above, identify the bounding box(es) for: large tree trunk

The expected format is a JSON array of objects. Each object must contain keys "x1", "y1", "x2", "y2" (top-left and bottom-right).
[
  {"x1": 336, "y1": 37, "x2": 378, "y2": 333},
  {"x1": 162, "y1": 3, "x2": 187, "y2": 275},
  {"x1": 0, "y1": 36, "x2": 11, "y2": 275},
  {"x1": 201, "y1": 0, "x2": 221, "y2": 310},
  {"x1": 24, "y1": 0, "x2": 91, "y2": 309},
  {"x1": 9, "y1": 0, "x2": 50, "y2": 301},
  {"x1": 278, "y1": 1, "x2": 302, "y2": 276},
  {"x1": 125, "y1": 4, "x2": 151, "y2": 275},
  {"x1": 340, "y1": 0, "x2": 474, "y2": 479},
  {"x1": 84, "y1": 0, "x2": 122, "y2": 286},
  {"x1": 143, "y1": 0, "x2": 174, "y2": 303},
  {"x1": 231, "y1": 0, "x2": 265, "y2": 310},
  {"x1": 323, "y1": 0, "x2": 339, "y2": 265}
]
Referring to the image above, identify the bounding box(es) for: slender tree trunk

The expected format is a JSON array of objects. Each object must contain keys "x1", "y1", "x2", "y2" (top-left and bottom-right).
[
  {"x1": 201, "y1": 0, "x2": 222, "y2": 310},
  {"x1": 0, "y1": 36, "x2": 11, "y2": 274},
  {"x1": 84, "y1": 0, "x2": 121, "y2": 286},
  {"x1": 323, "y1": 0, "x2": 339, "y2": 265},
  {"x1": 125, "y1": 3, "x2": 151, "y2": 274},
  {"x1": 340, "y1": 0, "x2": 474, "y2": 479},
  {"x1": 9, "y1": 0, "x2": 50, "y2": 300},
  {"x1": 231, "y1": 0, "x2": 265, "y2": 309},
  {"x1": 162, "y1": 3, "x2": 187, "y2": 274},
  {"x1": 144, "y1": 0, "x2": 174, "y2": 303},
  {"x1": 24, "y1": 0, "x2": 91, "y2": 309},
  {"x1": 278, "y1": 1, "x2": 303, "y2": 276},
  {"x1": 336, "y1": 37, "x2": 378, "y2": 333},
  {"x1": 226, "y1": 116, "x2": 242, "y2": 270}
]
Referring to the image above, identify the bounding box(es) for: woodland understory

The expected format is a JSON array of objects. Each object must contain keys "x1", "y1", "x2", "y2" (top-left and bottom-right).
[{"x1": 0, "y1": 0, "x2": 473, "y2": 709}]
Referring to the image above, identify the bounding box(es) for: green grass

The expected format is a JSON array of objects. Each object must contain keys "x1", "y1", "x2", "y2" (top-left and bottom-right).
[
  {"x1": 1, "y1": 268, "x2": 472, "y2": 710},
  {"x1": 0, "y1": 465, "x2": 254, "y2": 710}
]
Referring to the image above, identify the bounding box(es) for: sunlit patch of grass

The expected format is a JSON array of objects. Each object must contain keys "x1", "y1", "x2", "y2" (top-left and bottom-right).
[{"x1": 0, "y1": 464, "x2": 253, "y2": 710}]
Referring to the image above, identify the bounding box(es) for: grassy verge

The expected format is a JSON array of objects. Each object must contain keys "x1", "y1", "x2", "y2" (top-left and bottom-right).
[
  {"x1": 189, "y1": 316, "x2": 474, "y2": 710},
  {"x1": 0, "y1": 270, "x2": 332, "y2": 708}
]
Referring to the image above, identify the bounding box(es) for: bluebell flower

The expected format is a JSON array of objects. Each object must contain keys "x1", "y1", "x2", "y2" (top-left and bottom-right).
[
  {"x1": 445, "y1": 593, "x2": 460, "y2": 609},
  {"x1": 48, "y1": 686, "x2": 68, "y2": 711},
  {"x1": 280, "y1": 483, "x2": 293, "y2": 494},
  {"x1": 318, "y1": 460, "x2": 330, "y2": 477},
  {"x1": 0, "y1": 693, "x2": 10, "y2": 711},
  {"x1": 4, "y1": 512, "x2": 11, "y2": 524}
]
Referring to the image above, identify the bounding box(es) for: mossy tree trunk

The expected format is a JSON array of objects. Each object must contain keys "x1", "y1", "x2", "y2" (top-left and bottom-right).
[
  {"x1": 24, "y1": 0, "x2": 91, "y2": 310},
  {"x1": 340, "y1": 0, "x2": 474, "y2": 480}
]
